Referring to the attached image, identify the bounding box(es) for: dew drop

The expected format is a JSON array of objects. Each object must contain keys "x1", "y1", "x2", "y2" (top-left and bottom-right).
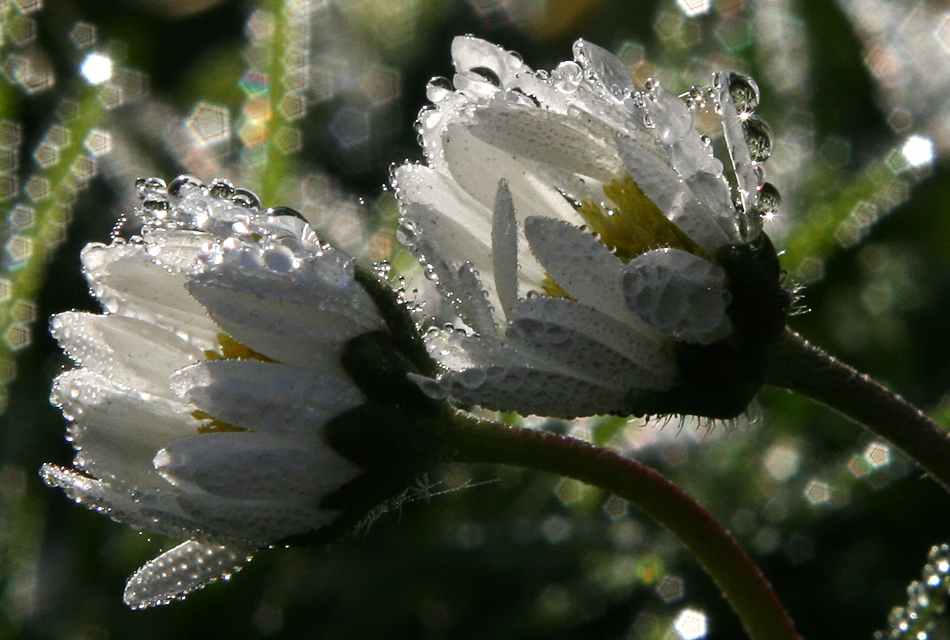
[
  {"x1": 743, "y1": 115, "x2": 773, "y2": 162},
  {"x1": 728, "y1": 72, "x2": 761, "y2": 113},
  {"x1": 757, "y1": 182, "x2": 781, "y2": 216},
  {"x1": 551, "y1": 61, "x2": 582, "y2": 93},
  {"x1": 469, "y1": 66, "x2": 501, "y2": 87},
  {"x1": 426, "y1": 76, "x2": 454, "y2": 102},
  {"x1": 135, "y1": 176, "x2": 166, "y2": 199},
  {"x1": 265, "y1": 206, "x2": 307, "y2": 222},
  {"x1": 142, "y1": 195, "x2": 170, "y2": 213},
  {"x1": 209, "y1": 178, "x2": 235, "y2": 200},
  {"x1": 457, "y1": 368, "x2": 487, "y2": 389},
  {"x1": 167, "y1": 174, "x2": 206, "y2": 198},
  {"x1": 231, "y1": 187, "x2": 261, "y2": 209}
]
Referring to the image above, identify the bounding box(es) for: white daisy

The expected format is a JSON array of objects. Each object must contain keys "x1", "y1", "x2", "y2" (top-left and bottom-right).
[
  {"x1": 42, "y1": 176, "x2": 411, "y2": 608},
  {"x1": 394, "y1": 38, "x2": 790, "y2": 420}
]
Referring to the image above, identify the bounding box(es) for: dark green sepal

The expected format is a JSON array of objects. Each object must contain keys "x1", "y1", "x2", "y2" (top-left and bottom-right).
[
  {"x1": 322, "y1": 404, "x2": 448, "y2": 472},
  {"x1": 341, "y1": 331, "x2": 437, "y2": 409},
  {"x1": 624, "y1": 233, "x2": 791, "y2": 420},
  {"x1": 354, "y1": 264, "x2": 438, "y2": 377},
  {"x1": 279, "y1": 403, "x2": 453, "y2": 548}
]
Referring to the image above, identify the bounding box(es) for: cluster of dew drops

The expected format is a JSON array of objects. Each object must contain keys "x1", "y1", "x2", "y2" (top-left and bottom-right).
[
  {"x1": 420, "y1": 48, "x2": 782, "y2": 227},
  {"x1": 875, "y1": 544, "x2": 950, "y2": 639},
  {"x1": 117, "y1": 175, "x2": 307, "y2": 237}
]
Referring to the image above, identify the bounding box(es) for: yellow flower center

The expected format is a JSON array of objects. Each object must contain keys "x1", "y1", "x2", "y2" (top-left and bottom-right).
[
  {"x1": 191, "y1": 333, "x2": 279, "y2": 434},
  {"x1": 576, "y1": 175, "x2": 707, "y2": 263}
]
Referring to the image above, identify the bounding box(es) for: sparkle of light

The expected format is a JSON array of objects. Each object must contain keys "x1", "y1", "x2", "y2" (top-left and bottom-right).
[
  {"x1": 676, "y1": 0, "x2": 711, "y2": 17},
  {"x1": 674, "y1": 608, "x2": 708, "y2": 639},
  {"x1": 902, "y1": 135, "x2": 934, "y2": 167},
  {"x1": 80, "y1": 53, "x2": 113, "y2": 85}
]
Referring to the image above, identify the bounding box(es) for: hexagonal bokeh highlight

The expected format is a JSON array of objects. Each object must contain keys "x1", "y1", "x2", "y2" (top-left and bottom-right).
[
  {"x1": 69, "y1": 21, "x2": 97, "y2": 48},
  {"x1": 277, "y1": 93, "x2": 306, "y2": 121},
  {"x1": 328, "y1": 106, "x2": 370, "y2": 149},
  {"x1": 673, "y1": 608, "x2": 707, "y2": 639},
  {"x1": 5, "y1": 234, "x2": 33, "y2": 264},
  {"x1": 80, "y1": 52, "x2": 113, "y2": 85},
  {"x1": 4, "y1": 323, "x2": 31, "y2": 351},
  {"x1": 360, "y1": 65, "x2": 400, "y2": 105},
  {"x1": 675, "y1": 0, "x2": 711, "y2": 17},
  {"x1": 83, "y1": 129, "x2": 111, "y2": 156},
  {"x1": 0, "y1": 121, "x2": 23, "y2": 149},
  {"x1": 24, "y1": 176, "x2": 51, "y2": 201},
  {"x1": 8, "y1": 204, "x2": 35, "y2": 231},
  {"x1": 32, "y1": 142, "x2": 59, "y2": 169},
  {"x1": 186, "y1": 102, "x2": 231, "y2": 145},
  {"x1": 655, "y1": 575, "x2": 685, "y2": 603}
]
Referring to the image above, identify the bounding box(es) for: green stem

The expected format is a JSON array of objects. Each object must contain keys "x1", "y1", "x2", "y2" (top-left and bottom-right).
[
  {"x1": 448, "y1": 413, "x2": 802, "y2": 640},
  {"x1": 765, "y1": 328, "x2": 950, "y2": 493}
]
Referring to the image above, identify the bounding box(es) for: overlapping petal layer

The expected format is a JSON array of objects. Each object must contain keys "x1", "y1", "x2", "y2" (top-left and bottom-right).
[
  {"x1": 395, "y1": 38, "x2": 779, "y2": 418},
  {"x1": 43, "y1": 177, "x2": 381, "y2": 607}
]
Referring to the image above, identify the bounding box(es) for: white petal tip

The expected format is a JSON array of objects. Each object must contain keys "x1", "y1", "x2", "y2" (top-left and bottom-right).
[{"x1": 123, "y1": 540, "x2": 253, "y2": 609}]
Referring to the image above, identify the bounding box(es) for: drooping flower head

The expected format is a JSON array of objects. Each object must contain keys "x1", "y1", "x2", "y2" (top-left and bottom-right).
[
  {"x1": 43, "y1": 176, "x2": 445, "y2": 608},
  {"x1": 394, "y1": 38, "x2": 792, "y2": 420}
]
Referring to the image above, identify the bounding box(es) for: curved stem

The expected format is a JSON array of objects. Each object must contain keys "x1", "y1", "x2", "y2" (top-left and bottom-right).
[
  {"x1": 765, "y1": 329, "x2": 950, "y2": 494},
  {"x1": 448, "y1": 413, "x2": 802, "y2": 640}
]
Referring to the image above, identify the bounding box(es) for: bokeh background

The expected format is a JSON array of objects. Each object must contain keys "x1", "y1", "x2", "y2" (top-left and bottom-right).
[{"x1": 3, "y1": 0, "x2": 950, "y2": 638}]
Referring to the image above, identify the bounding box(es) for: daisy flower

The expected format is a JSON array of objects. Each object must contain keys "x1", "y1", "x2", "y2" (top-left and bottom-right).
[
  {"x1": 42, "y1": 176, "x2": 440, "y2": 607},
  {"x1": 394, "y1": 37, "x2": 791, "y2": 420}
]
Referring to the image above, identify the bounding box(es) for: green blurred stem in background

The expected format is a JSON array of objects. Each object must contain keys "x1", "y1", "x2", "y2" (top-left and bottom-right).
[
  {"x1": 449, "y1": 413, "x2": 804, "y2": 640},
  {"x1": 766, "y1": 329, "x2": 950, "y2": 495}
]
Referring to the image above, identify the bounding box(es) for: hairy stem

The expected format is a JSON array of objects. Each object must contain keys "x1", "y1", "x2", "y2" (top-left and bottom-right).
[
  {"x1": 448, "y1": 414, "x2": 802, "y2": 640},
  {"x1": 765, "y1": 328, "x2": 950, "y2": 493}
]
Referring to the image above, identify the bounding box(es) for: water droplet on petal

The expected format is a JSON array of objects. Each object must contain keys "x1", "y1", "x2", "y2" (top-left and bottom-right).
[
  {"x1": 209, "y1": 178, "x2": 235, "y2": 200},
  {"x1": 142, "y1": 195, "x2": 170, "y2": 213},
  {"x1": 265, "y1": 206, "x2": 307, "y2": 222},
  {"x1": 758, "y1": 182, "x2": 781, "y2": 216},
  {"x1": 168, "y1": 174, "x2": 206, "y2": 198},
  {"x1": 469, "y1": 66, "x2": 501, "y2": 87},
  {"x1": 743, "y1": 115, "x2": 773, "y2": 162},
  {"x1": 728, "y1": 72, "x2": 760, "y2": 113},
  {"x1": 426, "y1": 76, "x2": 454, "y2": 102},
  {"x1": 135, "y1": 176, "x2": 166, "y2": 199},
  {"x1": 551, "y1": 61, "x2": 582, "y2": 93},
  {"x1": 231, "y1": 187, "x2": 261, "y2": 209}
]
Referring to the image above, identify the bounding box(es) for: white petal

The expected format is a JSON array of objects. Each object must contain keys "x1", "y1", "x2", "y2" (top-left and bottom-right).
[
  {"x1": 573, "y1": 39, "x2": 635, "y2": 100},
  {"x1": 492, "y1": 179, "x2": 519, "y2": 318},
  {"x1": 51, "y1": 312, "x2": 204, "y2": 399},
  {"x1": 81, "y1": 242, "x2": 219, "y2": 349},
  {"x1": 170, "y1": 360, "x2": 364, "y2": 442},
  {"x1": 439, "y1": 365, "x2": 630, "y2": 419},
  {"x1": 51, "y1": 369, "x2": 196, "y2": 490},
  {"x1": 509, "y1": 297, "x2": 676, "y2": 390},
  {"x1": 622, "y1": 249, "x2": 732, "y2": 344},
  {"x1": 154, "y1": 432, "x2": 360, "y2": 502},
  {"x1": 523, "y1": 216, "x2": 640, "y2": 323},
  {"x1": 615, "y1": 134, "x2": 686, "y2": 213},
  {"x1": 185, "y1": 269, "x2": 380, "y2": 369},
  {"x1": 683, "y1": 171, "x2": 741, "y2": 244},
  {"x1": 442, "y1": 122, "x2": 582, "y2": 229},
  {"x1": 40, "y1": 464, "x2": 217, "y2": 543},
  {"x1": 124, "y1": 540, "x2": 253, "y2": 609},
  {"x1": 176, "y1": 492, "x2": 339, "y2": 542},
  {"x1": 469, "y1": 105, "x2": 625, "y2": 182},
  {"x1": 394, "y1": 164, "x2": 493, "y2": 266}
]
